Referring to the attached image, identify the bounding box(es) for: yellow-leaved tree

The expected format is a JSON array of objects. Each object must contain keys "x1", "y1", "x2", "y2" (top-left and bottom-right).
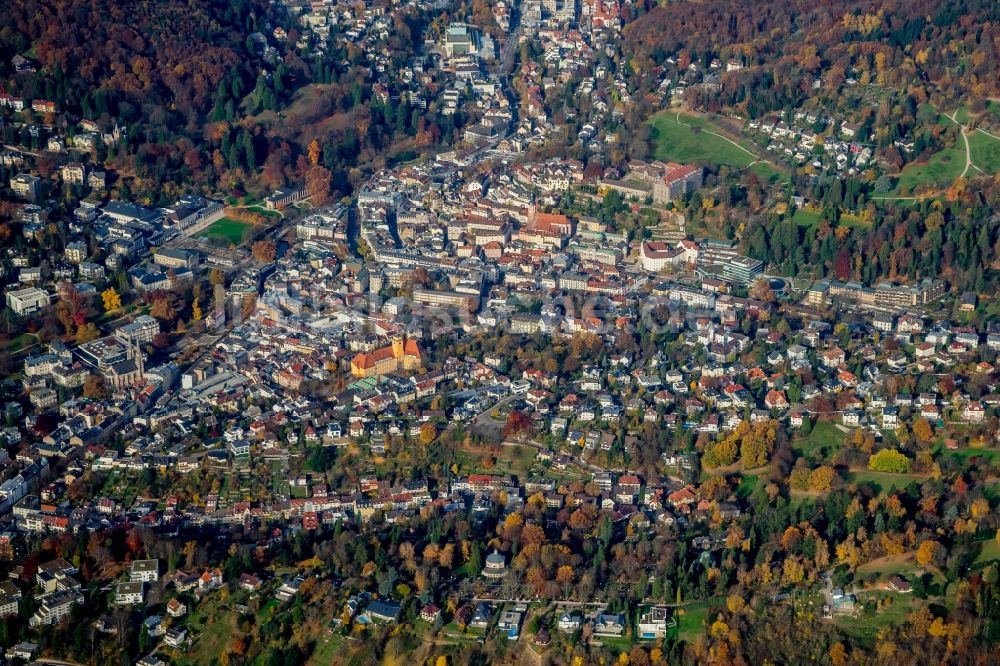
[
  {"x1": 101, "y1": 287, "x2": 121, "y2": 312},
  {"x1": 916, "y1": 540, "x2": 942, "y2": 567}
]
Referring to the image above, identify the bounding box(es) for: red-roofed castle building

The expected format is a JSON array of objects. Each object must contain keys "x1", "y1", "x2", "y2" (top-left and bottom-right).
[{"x1": 350, "y1": 335, "x2": 423, "y2": 379}]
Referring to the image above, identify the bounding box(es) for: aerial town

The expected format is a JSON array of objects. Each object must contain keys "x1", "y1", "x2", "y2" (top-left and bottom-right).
[{"x1": 0, "y1": 0, "x2": 999, "y2": 664}]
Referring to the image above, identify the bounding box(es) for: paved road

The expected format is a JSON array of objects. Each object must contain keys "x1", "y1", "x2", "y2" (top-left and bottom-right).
[
  {"x1": 473, "y1": 596, "x2": 607, "y2": 610},
  {"x1": 2, "y1": 142, "x2": 42, "y2": 157}
]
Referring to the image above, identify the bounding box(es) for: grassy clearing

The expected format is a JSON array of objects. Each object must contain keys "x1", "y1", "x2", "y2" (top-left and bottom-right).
[
  {"x1": 894, "y1": 142, "x2": 965, "y2": 194},
  {"x1": 839, "y1": 212, "x2": 870, "y2": 228},
  {"x1": 935, "y1": 443, "x2": 1000, "y2": 465},
  {"x1": 837, "y1": 591, "x2": 920, "y2": 640},
  {"x1": 244, "y1": 205, "x2": 283, "y2": 219},
  {"x1": 3, "y1": 332, "x2": 38, "y2": 354},
  {"x1": 792, "y1": 208, "x2": 822, "y2": 227},
  {"x1": 649, "y1": 111, "x2": 760, "y2": 169},
  {"x1": 448, "y1": 443, "x2": 538, "y2": 479},
  {"x1": 916, "y1": 103, "x2": 939, "y2": 124},
  {"x1": 204, "y1": 217, "x2": 253, "y2": 244},
  {"x1": 793, "y1": 208, "x2": 868, "y2": 230},
  {"x1": 674, "y1": 599, "x2": 713, "y2": 642},
  {"x1": 855, "y1": 552, "x2": 916, "y2": 580},
  {"x1": 975, "y1": 539, "x2": 1000, "y2": 564},
  {"x1": 307, "y1": 633, "x2": 349, "y2": 665},
  {"x1": 749, "y1": 161, "x2": 783, "y2": 182},
  {"x1": 969, "y1": 129, "x2": 1000, "y2": 173},
  {"x1": 793, "y1": 420, "x2": 845, "y2": 459},
  {"x1": 736, "y1": 473, "x2": 761, "y2": 499},
  {"x1": 846, "y1": 470, "x2": 929, "y2": 495},
  {"x1": 175, "y1": 597, "x2": 233, "y2": 666}
]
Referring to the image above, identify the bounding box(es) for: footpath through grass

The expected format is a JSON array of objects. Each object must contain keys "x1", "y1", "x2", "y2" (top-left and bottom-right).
[
  {"x1": 649, "y1": 111, "x2": 760, "y2": 169},
  {"x1": 892, "y1": 104, "x2": 1000, "y2": 195},
  {"x1": 893, "y1": 142, "x2": 965, "y2": 194},
  {"x1": 969, "y1": 129, "x2": 1000, "y2": 173}
]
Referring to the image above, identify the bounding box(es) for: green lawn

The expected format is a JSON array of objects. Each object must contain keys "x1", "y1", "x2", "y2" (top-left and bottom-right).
[
  {"x1": 969, "y1": 129, "x2": 1000, "y2": 174},
  {"x1": 793, "y1": 420, "x2": 845, "y2": 459},
  {"x1": 498, "y1": 444, "x2": 538, "y2": 476},
  {"x1": 649, "y1": 111, "x2": 761, "y2": 170},
  {"x1": 975, "y1": 539, "x2": 1000, "y2": 564},
  {"x1": 307, "y1": 633, "x2": 348, "y2": 665},
  {"x1": 792, "y1": 208, "x2": 822, "y2": 227},
  {"x1": 595, "y1": 636, "x2": 633, "y2": 652},
  {"x1": 204, "y1": 217, "x2": 253, "y2": 244},
  {"x1": 846, "y1": 470, "x2": 929, "y2": 495},
  {"x1": 839, "y1": 212, "x2": 870, "y2": 228},
  {"x1": 916, "y1": 103, "x2": 940, "y2": 124},
  {"x1": 894, "y1": 142, "x2": 966, "y2": 194},
  {"x1": 674, "y1": 599, "x2": 714, "y2": 642},
  {"x1": 793, "y1": 208, "x2": 868, "y2": 229},
  {"x1": 935, "y1": 442, "x2": 1000, "y2": 465},
  {"x1": 856, "y1": 553, "x2": 915, "y2": 580},
  {"x1": 749, "y1": 161, "x2": 783, "y2": 182},
  {"x1": 175, "y1": 597, "x2": 233, "y2": 665},
  {"x1": 244, "y1": 205, "x2": 283, "y2": 219},
  {"x1": 448, "y1": 444, "x2": 537, "y2": 478},
  {"x1": 837, "y1": 591, "x2": 921, "y2": 640},
  {"x1": 3, "y1": 332, "x2": 38, "y2": 354},
  {"x1": 256, "y1": 598, "x2": 279, "y2": 620},
  {"x1": 736, "y1": 473, "x2": 761, "y2": 500}
]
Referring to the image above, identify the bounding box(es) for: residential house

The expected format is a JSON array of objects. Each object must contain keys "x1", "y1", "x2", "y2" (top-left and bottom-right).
[
  {"x1": 366, "y1": 600, "x2": 402, "y2": 624},
  {"x1": 637, "y1": 606, "x2": 671, "y2": 639},
  {"x1": 593, "y1": 613, "x2": 626, "y2": 637},
  {"x1": 558, "y1": 612, "x2": 583, "y2": 633},
  {"x1": 130, "y1": 559, "x2": 159, "y2": 583},
  {"x1": 114, "y1": 581, "x2": 144, "y2": 605},
  {"x1": 166, "y1": 598, "x2": 187, "y2": 618}
]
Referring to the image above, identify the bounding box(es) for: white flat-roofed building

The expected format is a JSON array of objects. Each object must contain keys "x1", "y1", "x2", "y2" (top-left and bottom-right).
[
  {"x1": 115, "y1": 315, "x2": 160, "y2": 345},
  {"x1": 130, "y1": 559, "x2": 160, "y2": 582},
  {"x1": 114, "y1": 581, "x2": 144, "y2": 605},
  {"x1": 6, "y1": 287, "x2": 50, "y2": 315},
  {"x1": 29, "y1": 590, "x2": 83, "y2": 626}
]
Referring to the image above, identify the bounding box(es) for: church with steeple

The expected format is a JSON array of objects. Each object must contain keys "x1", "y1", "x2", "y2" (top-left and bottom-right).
[{"x1": 104, "y1": 338, "x2": 146, "y2": 390}]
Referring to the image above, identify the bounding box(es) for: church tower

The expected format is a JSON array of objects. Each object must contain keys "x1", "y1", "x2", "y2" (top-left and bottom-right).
[
  {"x1": 391, "y1": 335, "x2": 404, "y2": 360},
  {"x1": 134, "y1": 338, "x2": 144, "y2": 381}
]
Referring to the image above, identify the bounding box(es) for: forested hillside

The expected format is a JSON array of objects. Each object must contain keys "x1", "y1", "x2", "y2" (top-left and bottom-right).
[
  {"x1": 0, "y1": 0, "x2": 456, "y2": 206},
  {"x1": 624, "y1": 0, "x2": 1000, "y2": 117},
  {"x1": 0, "y1": 0, "x2": 266, "y2": 124}
]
